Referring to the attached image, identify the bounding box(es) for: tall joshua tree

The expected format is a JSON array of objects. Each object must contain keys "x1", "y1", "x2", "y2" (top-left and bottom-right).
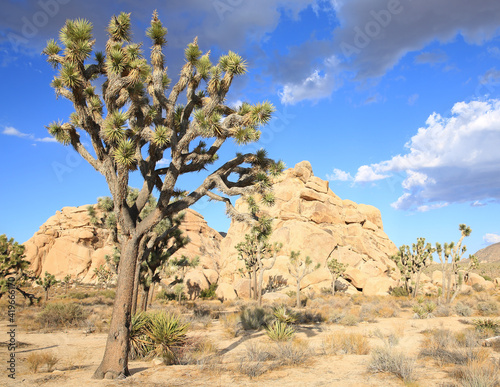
[{"x1": 43, "y1": 12, "x2": 283, "y2": 379}]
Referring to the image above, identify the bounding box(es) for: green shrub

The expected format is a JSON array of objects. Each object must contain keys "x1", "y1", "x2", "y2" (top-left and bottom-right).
[
  {"x1": 390, "y1": 286, "x2": 409, "y2": 297},
  {"x1": 240, "y1": 306, "x2": 273, "y2": 330},
  {"x1": 68, "y1": 291, "x2": 91, "y2": 299},
  {"x1": 476, "y1": 301, "x2": 498, "y2": 316},
  {"x1": 266, "y1": 321, "x2": 295, "y2": 342},
  {"x1": 473, "y1": 318, "x2": 500, "y2": 335},
  {"x1": 129, "y1": 311, "x2": 189, "y2": 363},
  {"x1": 199, "y1": 283, "x2": 218, "y2": 299},
  {"x1": 273, "y1": 305, "x2": 298, "y2": 324},
  {"x1": 36, "y1": 303, "x2": 88, "y2": 329}
]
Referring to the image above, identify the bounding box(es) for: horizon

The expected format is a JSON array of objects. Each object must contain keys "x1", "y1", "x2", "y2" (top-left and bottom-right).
[{"x1": 1, "y1": 1, "x2": 500, "y2": 255}]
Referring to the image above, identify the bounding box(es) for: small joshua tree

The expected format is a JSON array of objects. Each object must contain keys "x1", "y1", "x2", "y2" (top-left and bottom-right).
[
  {"x1": 36, "y1": 272, "x2": 58, "y2": 301},
  {"x1": 435, "y1": 224, "x2": 479, "y2": 304},
  {"x1": 0, "y1": 234, "x2": 37, "y2": 304},
  {"x1": 288, "y1": 250, "x2": 320, "y2": 308},
  {"x1": 94, "y1": 265, "x2": 114, "y2": 289},
  {"x1": 63, "y1": 274, "x2": 72, "y2": 293},
  {"x1": 327, "y1": 257, "x2": 348, "y2": 296},
  {"x1": 391, "y1": 238, "x2": 435, "y2": 298}
]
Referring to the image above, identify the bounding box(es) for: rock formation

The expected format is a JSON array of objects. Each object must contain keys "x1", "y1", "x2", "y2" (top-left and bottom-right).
[
  {"x1": 23, "y1": 161, "x2": 401, "y2": 296},
  {"x1": 24, "y1": 206, "x2": 222, "y2": 284},
  {"x1": 474, "y1": 242, "x2": 500, "y2": 263},
  {"x1": 219, "y1": 161, "x2": 399, "y2": 295}
]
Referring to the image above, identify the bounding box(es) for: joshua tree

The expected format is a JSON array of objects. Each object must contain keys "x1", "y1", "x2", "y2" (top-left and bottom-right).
[
  {"x1": 43, "y1": 12, "x2": 282, "y2": 379},
  {"x1": 288, "y1": 250, "x2": 320, "y2": 308},
  {"x1": 36, "y1": 271, "x2": 58, "y2": 301},
  {"x1": 326, "y1": 256, "x2": 348, "y2": 296},
  {"x1": 391, "y1": 238, "x2": 435, "y2": 298},
  {"x1": 435, "y1": 224, "x2": 479, "y2": 304},
  {"x1": 236, "y1": 232, "x2": 261, "y2": 300},
  {"x1": 63, "y1": 274, "x2": 72, "y2": 293},
  {"x1": 94, "y1": 265, "x2": 114, "y2": 289},
  {"x1": 0, "y1": 234, "x2": 37, "y2": 304}
]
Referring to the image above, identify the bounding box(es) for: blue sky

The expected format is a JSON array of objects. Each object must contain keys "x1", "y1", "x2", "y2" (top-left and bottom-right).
[{"x1": 1, "y1": 0, "x2": 500, "y2": 257}]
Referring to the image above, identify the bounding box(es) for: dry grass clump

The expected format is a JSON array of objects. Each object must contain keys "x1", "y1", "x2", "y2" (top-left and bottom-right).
[
  {"x1": 453, "y1": 358, "x2": 499, "y2": 387},
  {"x1": 36, "y1": 302, "x2": 88, "y2": 330},
  {"x1": 237, "y1": 339, "x2": 311, "y2": 379},
  {"x1": 176, "y1": 335, "x2": 222, "y2": 371},
  {"x1": 26, "y1": 352, "x2": 59, "y2": 373},
  {"x1": 321, "y1": 331, "x2": 370, "y2": 355},
  {"x1": 419, "y1": 328, "x2": 489, "y2": 366},
  {"x1": 368, "y1": 346, "x2": 417, "y2": 383},
  {"x1": 239, "y1": 305, "x2": 273, "y2": 330},
  {"x1": 221, "y1": 312, "x2": 241, "y2": 337}
]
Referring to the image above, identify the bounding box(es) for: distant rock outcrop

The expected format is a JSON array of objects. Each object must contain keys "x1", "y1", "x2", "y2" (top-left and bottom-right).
[
  {"x1": 219, "y1": 161, "x2": 399, "y2": 295},
  {"x1": 24, "y1": 206, "x2": 222, "y2": 284},
  {"x1": 474, "y1": 242, "x2": 500, "y2": 263}
]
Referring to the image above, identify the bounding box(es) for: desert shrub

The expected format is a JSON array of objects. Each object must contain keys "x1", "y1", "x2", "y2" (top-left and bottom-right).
[
  {"x1": 473, "y1": 318, "x2": 500, "y2": 335},
  {"x1": 266, "y1": 320, "x2": 295, "y2": 342},
  {"x1": 271, "y1": 340, "x2": 311, "y2": 366},
  {"x1": 420, "y1": 329, "x2": 489, "y2": 366},
  {"x1": 272, "y1": 305, "x2": 298, "y2": 324},
  {"x1": 376, "y1": 302, "x2": 399, "y2": 318},
  {"x1": 295, "y1": 309, "x2": 325, "y2": 324},
  {"x1": 372, "y1": 328, "x2": 400, "y2": 347},
  {"x1": 237, "y1": 342, "x2": 272, "y2": 378},
  {"x1": 480, "y1": 274, "x2": 493, "y2": 281},
  {"x1": 26, "y1": 352, "x2": 59, "y2": 373},
  {"x1": 424, "y1": 301, "x2": 437, "y2": 313},
  {"x1": 476, "y1": 301, "x2": 498, "y2": 316},
  {"x1": 453, "y1": 359, "x2": 499, "y2": 387},
  {"x1": 368, "y1": 346, "x2": 417, "y2": 383},
  {"x1": 434, "y1": 304, "x2": 451, "y2": 317},
  {"x1": 199, "y1": 283, "x2": 218, "y2": 299},
  {"x1": 472, "y1": 283, "x2": 485, "y2": 292},
  {"x1": 97, "y1": 289, "x2": 115, "y2": 299},
  {"x1": 326, "y1": 309, "x2": 345, "y2": 324},
  {"x1": 221, "y1": 312, "x2": 241, "y2": 337},
  {"x1": 240, "y1": 305, "x2": 273, "y2": 330},
  {"x1": 321, "y1": 332, "x2": 370, "y2": 355},
  {"x1": 455, "y1": 302, "x2": 473, "y2": 317},
  {"x1": 68, "y1": 291, "x2": 91, "y2": 299},
  {"x1": 156, "y1": 288, "x2": 177, "y2": 301},
  {"x1": 129, "y1": 311, "x2": 189, "y2": 363},
  {"x1": 390, "y1": 286, "x2": 410, "y2": 297},
  {"x1": 175, "y1": 336, "x2": 219, "y2": 366},
  {"x1": 412, "y1": 305, "x2": 427, "y2": 319},
  {"x1": 453, "y1": 330, "x2": 481, "y2": 348},
  {"x1": 36, "y1": 303, "x2": 88, "y2": 329},
  {"x1": 340, "y1": 313, "x2": 359, "y2": 326},
  {"x1": 359, "y1": 303, "x2": 378, "y2": 323}
]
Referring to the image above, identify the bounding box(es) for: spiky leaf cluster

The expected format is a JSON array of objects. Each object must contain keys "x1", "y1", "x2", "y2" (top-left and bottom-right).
[{"x1": 0, "y1": 235, "x2": 31, "y2": 297}]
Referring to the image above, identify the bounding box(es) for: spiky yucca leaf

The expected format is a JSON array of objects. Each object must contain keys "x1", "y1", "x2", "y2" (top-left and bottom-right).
[
  {"x1": 59, "y1": 62, "x2": 82, "y2": 88},
  {"x1": 114, "y1": 139, "x2": 137, "y2": 169},
  {"x1": 47, "y1": 122, "x2": 71, "y2": 145},
  {"x1": 59, "y1": 19, "x2": 93, "y2": 46},
  {"x1": 108, "y1": 12, "x2": 132, "y2": 42},
  {"x1": 273, "y1": 306, "x2": 298, "y2": 324},
  {"x1": 185, "y1": 40, "x2": 201, "y2": 64},
  {"x1": 146, "y1": 12, "x2": 168, "y2": 46},
  {"x1": 104, "y1": 111, "x2": 127, "y2": 142},
  {"x1": 250, "y1": 101, "x2": 274, "y2": 126},
  {"x1": 43, "y1": 39, "x2": 62, "y2": 68},
  {"x1": 66, "y1": 38, "x2": 94, "y2": 63},
  {"x1": 196, "y1": 53, "x2": 212, "y2": 79},
  {"x1": 130, "y1": 312, "x2": 152, "y2": 359},
  {"x1": 261, "y1": 191, "x2": 275, "y2": 207},
  {"x1": 106, "y1": 46, "x2": 125, "y2": 74},
  {"x1": 95, "y1": 51, "x2": 105, "y2": 65},
  {"x1": 233, "y1": 127, "x2": 259, "y2": 145},
  {"x1": 269, "y1": 160, "x2": 286, "y2": 177},
  {"x1": 252, "y1": 148, "x2": 268, "y2": 167},
  {"x1": 152, "y1": 125, "x2": 170, "y2": 147},
  {"x1": 145, "y1": 312, "x2": 189, "y2": 363},
  {"x1": 219, "y1": 51, "x2": 247, "y2": 75},
  {"x1": 266, "y1": 320, "x2": 295, "y2": 342}
]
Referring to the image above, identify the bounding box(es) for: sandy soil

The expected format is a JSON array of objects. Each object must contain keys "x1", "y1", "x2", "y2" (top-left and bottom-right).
[{"x1": 2, "y1": 309, "x2": 497, "y2": 387}]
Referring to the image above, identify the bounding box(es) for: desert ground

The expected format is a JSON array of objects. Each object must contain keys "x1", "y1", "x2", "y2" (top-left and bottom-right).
[{"x1": 1, "y1": 283, "x2": 499, "y2": 387}]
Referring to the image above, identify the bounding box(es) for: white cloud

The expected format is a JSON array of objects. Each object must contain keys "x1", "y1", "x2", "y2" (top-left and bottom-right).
[
  {"x1": 280, "y1": 70, "x2": 336, "y2": 105},
  {"x1": 408, "y1": 94, "x2": 419, "y2": 106},
  {"x1": 3, "y1": 126, "x2": 29, "y2": 137},
  {"x1": 326, "y1": 168, "x2": 352, "y2": 181},
  {"x1": 157, "y1": 158, "x2": 171, "y2": 166},
  {"x1": 350, "y1": 99, "x2": 500, "y2": 210},
  {"x1": 2, "y1": 126, "x2": 57, "y2": 143},
  {"x1": 354, "y1": 165, "x2": 389, "y2": 182},
  {"x1": 483, "y1": 233, "x2": 500, "y2": 244}
]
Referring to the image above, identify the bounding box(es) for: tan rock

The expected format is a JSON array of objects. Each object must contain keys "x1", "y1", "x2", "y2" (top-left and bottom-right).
[
  {"x1": 184, "y1": 270, "x2": 210, "y2": 299},
  {"x1": 234, "y1": 278, "x2": 252, "y2": 299},
  {"x1": 494, "y1": 278, "x2": 500, "y2": 287},
  {"x1": 293, "y1": 160, "x2": 313, "y2": 182},
  {"x1": 363, "y1": 277, "x2": 397, "y2": 296},
  {"x1": 203, "y1": 269, "x2": 219, "y2": 285},
  {"x1": 305, "y1": 176, "x2": 328, "y2": 193},
  {"x1": 301, "y1": 268, "x2": 331, "y2": 289},
  {"x1": 216, "y1": 283, "x2": 237, "y2": 301},
  {"x1": 466, "y1": 273, "x2": 487, "y2": 287},
  {"x1": 344, "y1": 267, "x2": 370, "y2": 289},
  {"x1": 262, "y1": 292, "x2": 290, "y2": 303}
]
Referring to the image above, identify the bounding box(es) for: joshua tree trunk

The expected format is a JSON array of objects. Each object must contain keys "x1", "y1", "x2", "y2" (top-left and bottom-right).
[
  {"x1": 252, "y1": 266, "x2": 257, "y2": 300},
  {"x1": 148, "y1": 284, "x2": 155, "y2": 307},
  {"x1": 296, "y1": 280, "x2": 301, "y2": 308},
  {"x1": 93, "y1": 236, "x2": 140, "y2": 379},
  {"x1": 130, "y1": 252, "x2": 142, "y2": 316},
  {"x1": 140, "y1": 286, "x2": 149, "y2": 312},
  {"x1": 412, "y1": 270, "x2": 422, "y2": 298}
]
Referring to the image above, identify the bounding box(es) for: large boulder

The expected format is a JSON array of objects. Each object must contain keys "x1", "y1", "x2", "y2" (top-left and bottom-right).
[
  {"x1": 219, "y1": 161, "x2": 399, "y2": 295},
  {"x1": 24, "y1": 205, "x2": 223, "y2": 284}
]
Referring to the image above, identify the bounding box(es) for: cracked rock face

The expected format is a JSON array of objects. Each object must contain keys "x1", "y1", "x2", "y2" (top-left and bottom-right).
[{"x1": 219, "y1": 161, "x2": 400, "y2": 295}]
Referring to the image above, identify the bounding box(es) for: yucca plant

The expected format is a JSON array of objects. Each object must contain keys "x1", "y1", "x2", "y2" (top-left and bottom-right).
[
  {"x1": 129, "y1": 312, "x2": 152, "y2": 359},
  {"x1": 145, "y1": 312, "x2": 189, "y2": 363},
  {"x1": 273, "y1": 305, "x2": 298, "y2": 324},
  {"x1": 266, "y1": 320, "x2": 295, "y2": 342}
]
